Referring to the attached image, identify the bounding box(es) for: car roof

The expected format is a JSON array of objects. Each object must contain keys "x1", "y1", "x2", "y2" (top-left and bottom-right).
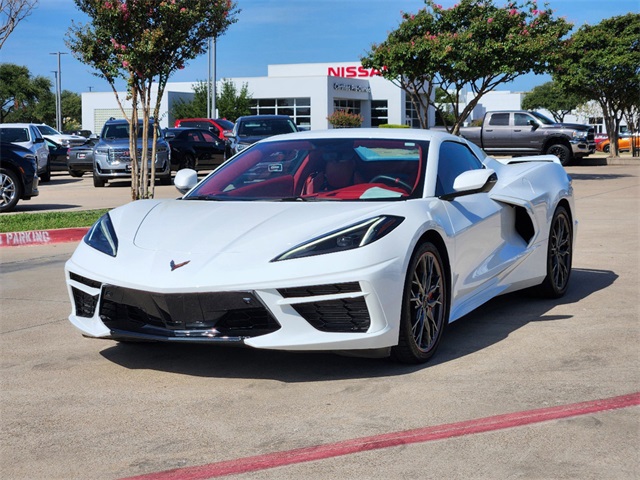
[
  {"x1": 236, "y1": 115, "x2": 293, "y2": 121},
  {"x1": 257, "y1": 128, "x2": 462, "y2": 144}
]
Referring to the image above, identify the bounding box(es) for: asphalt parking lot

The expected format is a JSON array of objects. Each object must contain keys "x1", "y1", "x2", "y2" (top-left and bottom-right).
[{"x1": 0, "y1": 162, "x2": 638, "y2": 479}]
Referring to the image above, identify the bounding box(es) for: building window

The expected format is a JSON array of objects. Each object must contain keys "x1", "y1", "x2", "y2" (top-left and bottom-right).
[
  {"x1": 405, "y1": 100, "x2": 421, "y2": 128},
  {"x1": 250, "y1": 97, "x2": 311, "y2": 129},
  {"x1": 371, "y1": 100, "x2": 388, "y2": 127},
  {"x1": 333, "y1": 99, "x2": 361, "y2": 115}
]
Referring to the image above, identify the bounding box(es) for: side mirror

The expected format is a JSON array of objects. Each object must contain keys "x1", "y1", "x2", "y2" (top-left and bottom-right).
[
  {"x1": 34, "y1": 137, "x2": 45, "y2": 144},
  {"x1": 174, "y1": 168, "x2": 198, "y2": 195},
  {"x1": 528, "y1": 119, "x2": 539, "y2": 130},
  {"x1": 441, "y1": 169, "x2": 497, "y2": 200},
  {"x1": 164, "y1": 132, "x2": 175, "y2": 140},
  {"x1": 224, "y1": 131, "x2": 235, "y2": 139}
]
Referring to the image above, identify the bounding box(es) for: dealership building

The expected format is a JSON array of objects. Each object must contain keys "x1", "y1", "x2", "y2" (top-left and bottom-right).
[{"x1": 80, "y1": 61, "x2": 436, "y2": 134}]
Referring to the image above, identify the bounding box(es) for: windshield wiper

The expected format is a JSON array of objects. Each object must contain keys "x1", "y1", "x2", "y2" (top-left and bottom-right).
[{"x1": 182, "y1": 195, "x2": 222, "y2": 201}]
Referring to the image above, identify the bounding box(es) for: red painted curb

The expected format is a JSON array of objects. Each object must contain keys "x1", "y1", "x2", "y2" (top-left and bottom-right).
[
  {"x1": 122, "y1": 392, "x2": 640, "y2": 480},
  {"x1": 0, "y1": 227, "x2": 89, "y2": 248}
]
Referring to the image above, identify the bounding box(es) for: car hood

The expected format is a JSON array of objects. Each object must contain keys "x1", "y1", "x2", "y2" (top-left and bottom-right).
[
  {"x1": 128, "y1": 199, "x2": 392, "y2": 257},
  {"x1": 542, "y1": 123, "x2": 592, "y2": 132}
]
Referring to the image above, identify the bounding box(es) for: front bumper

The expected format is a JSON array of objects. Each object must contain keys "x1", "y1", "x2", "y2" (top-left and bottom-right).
[
  {"x1": 570, "y1": 139, "x2": 596, "y2": 157},
  {"x1": 65, "y1": 259, "x2": 401, "y2": 352}
]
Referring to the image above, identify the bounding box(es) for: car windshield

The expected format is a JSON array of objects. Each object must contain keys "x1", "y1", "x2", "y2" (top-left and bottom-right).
[
  {"x1": 216, "y1": 119, "x2": 234, "y2": 130},
  {"x1": 103, "y1": 123, "x2": 161, "y2": 139},
  {"x1": 237, "y1": 119, "x2": 297, "y2": 137},
  {"x1": 0, "y1": 127, "x2": 29, "y2": 143},
  {"x1": 36, "y1": 125, "x2": 61, "y2": 135},
  {"x1": 185, "y1": 137, "x2": 427, "y2": 201}
]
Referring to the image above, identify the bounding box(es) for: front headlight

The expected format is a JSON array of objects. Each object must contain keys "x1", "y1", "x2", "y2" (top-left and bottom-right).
[
  {"x1": 84, "y1": 213, "x2": 119, "y2": 257},
  {"x1": 272, "y1": 216, "x2": 404, "y2": 262},
  {"x1": 572, "y1": 131, "x2": 587, "y2": 140}
]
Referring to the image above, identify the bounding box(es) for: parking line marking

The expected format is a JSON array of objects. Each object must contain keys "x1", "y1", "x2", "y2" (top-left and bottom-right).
[{"x1": 123, "y1": 392, "x2": 640, "y2": 480}]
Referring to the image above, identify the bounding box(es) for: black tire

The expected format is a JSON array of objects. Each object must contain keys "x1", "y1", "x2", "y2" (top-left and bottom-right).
[
  {"x1": 602, "y1": 144, "x2": 610, "y2": 153},
  {"x1": 545, "y1": 144, "x2": 572, "y2": 166},
  {"x1": 0, "y1": 168, "x2": 22, "y2": 213},
  {"x1": 40, "y1": 160, "x2": 51, "y2": 182},
  {"x1": 68, "y1": 169, "x2": 84, "y2": 178},
  {"x1": 179, "y1": 154, "x2": 196, "y2": 171},
  {"x1": 536, "y1": 205, "x2": 573, "y2": 298},
  {"x1": 93, "y1": 171, "x2": 106, "y2": 187},
  {"x1": 158, "y1": 175, "x2": 172, "y2": 186},
  {"x1": 391, "y1": 242, "x2": 449, "y2": 364}
]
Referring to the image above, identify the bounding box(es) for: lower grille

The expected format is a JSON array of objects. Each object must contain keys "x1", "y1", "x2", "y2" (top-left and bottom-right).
[
  {"x1": 291, "y1": 298, "x2": 370, "y2": 333},
  {"x1": 99, "y1": 285, "x2": 280, "y2": 338},
  {"x1": 72, "y1": 287, "x2": 99, "y2": 318},
  {"x1": 278, "y1": 282, "x2": 361, "y2": 298}
]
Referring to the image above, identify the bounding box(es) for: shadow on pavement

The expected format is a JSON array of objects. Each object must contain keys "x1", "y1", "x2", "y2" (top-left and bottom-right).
[{"x1": 99, "y1": 267, "x2": 617, "y2": 382}]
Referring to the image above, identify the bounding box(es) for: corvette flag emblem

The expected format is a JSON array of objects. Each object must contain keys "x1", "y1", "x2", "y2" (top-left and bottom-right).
[{"x1": 170, "y1": 260, "x2": 190, "y2": 271}]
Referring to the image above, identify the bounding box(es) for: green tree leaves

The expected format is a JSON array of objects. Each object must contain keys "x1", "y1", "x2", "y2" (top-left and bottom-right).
[{"x1": 362, "y1": 0, "x2": 572, "y2": 134}]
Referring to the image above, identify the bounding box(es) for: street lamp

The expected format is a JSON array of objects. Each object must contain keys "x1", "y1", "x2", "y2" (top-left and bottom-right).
[
  {"x1": 50, "y1": 52, "x2": 68, "y2": 131},
  {"x1": 207, "y1": 37, "x2": 216, "y2": 118}
]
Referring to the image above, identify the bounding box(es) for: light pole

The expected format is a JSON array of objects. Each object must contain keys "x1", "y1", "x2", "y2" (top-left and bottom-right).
[
  {"x1": 207, "y1": 37, "x2": 217, "y2": 119},
  {"x1": 50, "y1": 52, "x2": 68, "y2": 131}
]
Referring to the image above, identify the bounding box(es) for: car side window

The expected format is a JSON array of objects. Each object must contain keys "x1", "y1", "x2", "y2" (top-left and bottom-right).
[
  {"x1": 514, "y1": 113, "x2": 533, "y2": 126},
  {"x1": 436, "y1": 141, "x2": 484, "y2": 197},
  {"x1": 488, "y1": 113, "x2": 509, "y2": 126},
  {"x1": 201, "y1": 131, "x2": 217, "y2": 143}
]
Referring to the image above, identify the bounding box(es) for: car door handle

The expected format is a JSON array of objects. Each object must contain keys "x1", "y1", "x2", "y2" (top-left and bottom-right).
[{"x1": 514, "y1": 129, "x2": 522, "y2": 132}]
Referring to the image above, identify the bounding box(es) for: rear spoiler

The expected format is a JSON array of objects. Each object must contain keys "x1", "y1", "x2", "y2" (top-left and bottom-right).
[{"x1": 494, "y1": 154, "x2": 561, "y2": 166}]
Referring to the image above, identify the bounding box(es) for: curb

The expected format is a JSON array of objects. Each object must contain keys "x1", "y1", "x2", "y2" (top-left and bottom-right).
[
  {"x1": 0, "y1": 227, "x2": 89, "y2": 248},
  {"x1": 579, "y1": 157, "x2": 639, "y2": 166}
]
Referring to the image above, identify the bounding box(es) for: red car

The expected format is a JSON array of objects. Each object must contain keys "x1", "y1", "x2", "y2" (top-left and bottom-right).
[{"x1": 173, "y1": 118, "x2": 234, "y2": 141}]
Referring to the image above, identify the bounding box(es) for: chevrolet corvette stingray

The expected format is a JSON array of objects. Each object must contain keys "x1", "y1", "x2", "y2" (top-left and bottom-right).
[{"x1": 65, "y1": 129, "x2": 576, "y2": 363}]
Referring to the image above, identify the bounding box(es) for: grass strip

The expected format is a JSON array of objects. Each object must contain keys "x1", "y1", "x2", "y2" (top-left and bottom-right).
[{"x1": 0, "y1": 209, "x2": 110, "y2": 233}]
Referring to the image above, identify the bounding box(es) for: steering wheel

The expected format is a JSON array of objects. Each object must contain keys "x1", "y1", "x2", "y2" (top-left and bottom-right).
[{"x1": 369, "y1": 175, "x2": 412, "y2": 191}]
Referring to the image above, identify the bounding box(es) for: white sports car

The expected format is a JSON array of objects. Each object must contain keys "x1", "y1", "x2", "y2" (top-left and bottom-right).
[{"x1": 65, "y1": 129, "x2": 575, "y2": 363}]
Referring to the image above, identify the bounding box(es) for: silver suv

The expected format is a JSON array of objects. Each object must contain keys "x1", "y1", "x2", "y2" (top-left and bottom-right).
[{"x1": 92, "y1": 118, "x2": 171, "y2": 187}]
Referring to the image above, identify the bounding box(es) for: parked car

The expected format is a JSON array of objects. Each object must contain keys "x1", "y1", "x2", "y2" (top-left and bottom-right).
[
  {"x1": 67, "y1": 137, "x2": 98, "y2": 177},
  {"x1": 596, "y1": 133, "x2": 640, "y2": 153},
  {"x1": 0, "y1": 123, "x2": 51, "y2": 182},
  {"x1": 0, "y1": 142, "x2": 39, "y2": 213},
  {"x1": 46, "y1": 139, "x2": 70, "y2": 172},
  {"x1": 35, "y1": 124, "x2": 86, "y2": 148},
  {"x1": 165, "y1": 128, "x2": 226, "y2": 171},
  {"x1": 225, "y1": 115, "x2": 298, "y2": 158},
  {"x1": 65, "y1": 128, "x2": 575, "y2": 364},
  {"x1": 92, "y1": 118, "x2": 171, "y2": 187},
  {"x1": 173, "y1": 118, "x2": 234, "y2": 141},
  {"x1": 594, "y1": 133, "x2": 608, "y2": 145},
  {"x1": 459, "y1": 110, "x2": 596, "y2": 166}
]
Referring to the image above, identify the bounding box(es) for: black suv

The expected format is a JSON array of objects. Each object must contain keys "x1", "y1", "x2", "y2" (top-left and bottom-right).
[
  {"x1": 0, "y1": 142, "x2": 39, "y2": 212},
  {"x1": 225, "y1": 115, "x2": 298, "y2": 158}
]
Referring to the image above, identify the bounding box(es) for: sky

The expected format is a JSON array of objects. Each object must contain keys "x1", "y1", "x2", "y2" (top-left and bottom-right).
[{"x1": 1, "y1": 0, "x2": 638, "y2": 95}]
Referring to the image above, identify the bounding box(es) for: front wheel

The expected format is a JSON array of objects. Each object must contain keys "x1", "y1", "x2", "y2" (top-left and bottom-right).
[
  {"x1": 93, "y1": 171, "x2": 105, "y2": 187},
  {"x1": 545, "y1": 144, "x2": 572, "y2": 166},
  {"x1": 0, "y1": 168, "x2": 22, "y2": 213},
  {"x1": 536, "y1": 205, "x2": 573, "y2": 298},
  {"x1": 391, "y1": 242, "x2": 449, "y2": 364},
  {"x1": 179, "y1": 154, "x2": 196, "y2": 171}
]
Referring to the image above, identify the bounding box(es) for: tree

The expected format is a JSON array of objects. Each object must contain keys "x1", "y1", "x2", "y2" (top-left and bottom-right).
[
  {"x1": 171, "y1": 80, "x2": 210, "y2": 120},
  {"x1": 61, "y1": 90, "x2": 82, "y2": 131},
  {"x1": 0, "y1": 63, "x2": 55, "y2": 123},
  {"x1": 66, "y1": 0, "x2": 238, "y2": 200},
  {"x1": 361, "y1": 0, "x2": 572, "y2": 134},
  {"x1": 554, "y1": 14, "x2": 640, "y2": 157},
  {"x1": 521, "y1": 81, "x2": 585, "y2": 122},
  {"x1": 216, "y1": 79, "x2": 252, "y2": 122},
  {"x1": 0, "y1": 0, "x2": 38, "y2": 49}
]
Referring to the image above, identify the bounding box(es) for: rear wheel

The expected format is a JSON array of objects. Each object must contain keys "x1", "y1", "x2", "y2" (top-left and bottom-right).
[
  {"x1": 40, "y1": 160, "x2": 51, "y2": 182},
  {"x1": 391, "y1": 242, "x2": 448, "y2": 364},
  {"x1": 536, "y1": 205, "x2": 573, "y2": 298},
  {"x1": 179, "y1": 154, "x2": 196, "y2": 171},
  {"x1": 546, "y1": 144, "x2": 572, "y2": 166},
  {"x1": 0, "y1": 168, "x2": 22, "y2": 213}
]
